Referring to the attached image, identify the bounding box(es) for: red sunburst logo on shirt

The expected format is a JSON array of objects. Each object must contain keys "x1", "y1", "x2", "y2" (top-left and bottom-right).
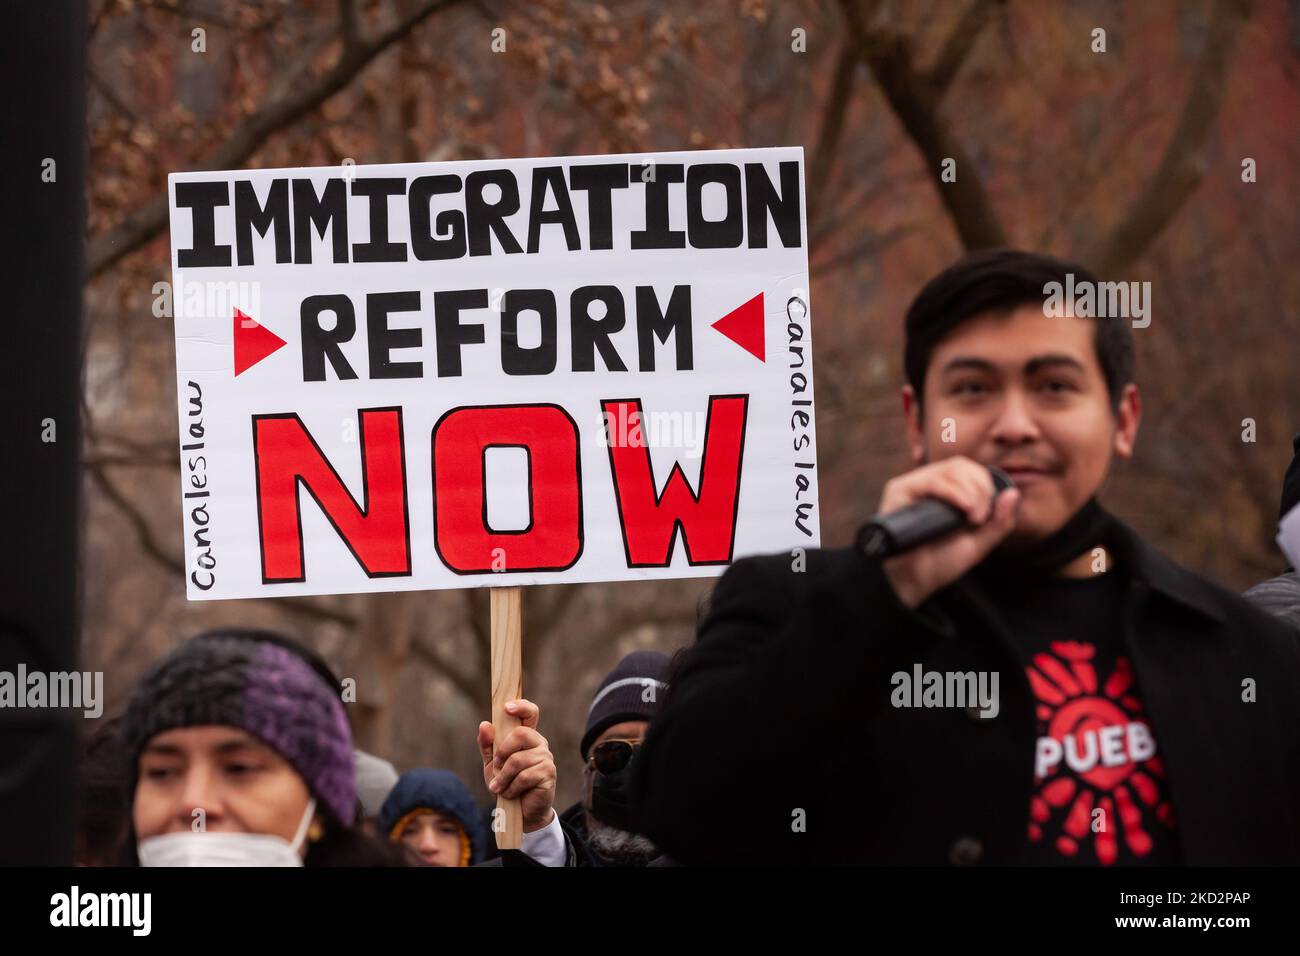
[{"x1": 1026, "y1": 640, "x2": 1175, "y2": 864}]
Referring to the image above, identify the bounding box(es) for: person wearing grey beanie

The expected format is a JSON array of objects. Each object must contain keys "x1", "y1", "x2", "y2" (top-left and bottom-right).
[{"x1": 353, "y1": 749, "x2": 400, "y2": 832}]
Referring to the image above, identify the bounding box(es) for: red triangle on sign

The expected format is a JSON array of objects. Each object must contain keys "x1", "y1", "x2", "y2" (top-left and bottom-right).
[
  {"x1": 233, "y1": 308, "x2": 287, "y2": 376},
  {"x1": 711, "y1": 292, "x2": 765, "y2": 362}
]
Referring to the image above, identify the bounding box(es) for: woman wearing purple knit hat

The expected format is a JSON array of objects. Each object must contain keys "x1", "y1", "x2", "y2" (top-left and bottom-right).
[{"x1": 120, "y1": 628, "x2": 404, "y2": 866}]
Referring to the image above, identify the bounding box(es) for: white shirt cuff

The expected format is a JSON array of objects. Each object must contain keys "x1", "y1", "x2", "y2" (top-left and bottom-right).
[{"x1": 519, "y1": 810, "x2": 565, "y2": 867}]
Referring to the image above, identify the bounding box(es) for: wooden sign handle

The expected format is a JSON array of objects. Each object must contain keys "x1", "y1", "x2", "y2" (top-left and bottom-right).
[{"x1": 490, "y1": 586, "x2": 524, "y2": 849}]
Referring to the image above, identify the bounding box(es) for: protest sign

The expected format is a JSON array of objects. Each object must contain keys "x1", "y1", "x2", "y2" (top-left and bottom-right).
[{"x1": 167, "y1": 147, "x2": 820, "y2": 601}]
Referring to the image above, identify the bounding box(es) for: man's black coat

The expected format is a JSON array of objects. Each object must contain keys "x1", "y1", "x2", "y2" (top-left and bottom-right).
[{"x1": 631, "y1": 520, "x2": 1300, "y2": 865}]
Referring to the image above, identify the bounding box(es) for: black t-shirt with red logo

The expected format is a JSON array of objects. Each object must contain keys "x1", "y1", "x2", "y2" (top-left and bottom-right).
[{"x1": 988, "y1": 570, "x2": 1181, "y2": 865}]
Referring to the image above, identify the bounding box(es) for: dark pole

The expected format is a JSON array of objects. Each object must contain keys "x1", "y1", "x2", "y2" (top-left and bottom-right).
[{"x1": 0, "y1": 0, "x2": 86, "y2": 864}]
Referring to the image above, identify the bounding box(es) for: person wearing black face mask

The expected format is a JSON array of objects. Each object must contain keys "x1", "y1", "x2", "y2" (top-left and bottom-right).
[{"x1": 558, "y1": 651, "x2": 671, "y2": 867}]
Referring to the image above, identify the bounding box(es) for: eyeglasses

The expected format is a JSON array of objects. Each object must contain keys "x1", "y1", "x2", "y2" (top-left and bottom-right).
[{"x1": 589, "y1": 740, "x2": 640, "y2": 774}]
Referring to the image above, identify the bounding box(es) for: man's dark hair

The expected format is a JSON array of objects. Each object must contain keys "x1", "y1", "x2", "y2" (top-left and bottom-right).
[{"x1": 903, "y1": 249, "x2": 1136, "y2": 410}]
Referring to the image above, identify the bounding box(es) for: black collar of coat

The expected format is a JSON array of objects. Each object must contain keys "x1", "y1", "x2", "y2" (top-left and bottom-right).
[
  {"x1": 959, "y1": 516, "x2": 1226, "y2": 627},
  {"x1": 1092, "y1": 517, "x2": 1226, "y2": 625}
]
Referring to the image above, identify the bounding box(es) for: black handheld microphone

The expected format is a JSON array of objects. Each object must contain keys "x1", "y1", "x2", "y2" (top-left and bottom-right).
[{"x1": 856, "y1": 466, "x2": 1015, "y2": 559}]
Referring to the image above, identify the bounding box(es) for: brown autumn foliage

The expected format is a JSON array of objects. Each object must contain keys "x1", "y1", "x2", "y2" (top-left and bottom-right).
[{"x1": 82, "y1": 0, "x2": 1300, "y2": 809}]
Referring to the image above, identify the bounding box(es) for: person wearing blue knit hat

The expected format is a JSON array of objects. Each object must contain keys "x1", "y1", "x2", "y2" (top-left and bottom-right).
[{"x1": 378, "y1": 768, "x2": 486, "y2": 867}]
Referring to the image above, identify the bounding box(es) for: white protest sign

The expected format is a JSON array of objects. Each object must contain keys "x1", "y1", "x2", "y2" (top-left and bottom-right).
[{"x1": 167, "y1": 147, "x2": 819, "y2": 600}]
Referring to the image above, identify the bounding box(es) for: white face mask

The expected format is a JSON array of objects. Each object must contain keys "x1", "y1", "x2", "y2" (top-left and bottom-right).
[{"x1": 138, "y1": 798, "x2": 317, "y2": 867}]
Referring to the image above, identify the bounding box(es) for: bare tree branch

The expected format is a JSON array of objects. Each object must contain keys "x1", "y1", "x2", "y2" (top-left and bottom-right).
[
  {"x1": 812, "y1": 222, "x2": 918, "y2": 276},
  {"x1": 531, "y1": 583, "x2": 581, "y2": 636},
  {"x1": 339, "y1": 0, "x2": 361, "y2": 53},
  {"x1": 806, "y1": 40, "x2": 860, "y2": 224},
  {"x1": 602, "y1": 604, "x2": 699, "y2": 641},
  {"x1": 411, "y1": 634, "x2": 484, "y2": 704},
  {"x1": 87, "y1": 461, "x2": 185, "y2": 575},
  {"x1": 461, "y1": 588, "x2": 491, "y2": 668},
  {"x1": 88, "y1": 0, "x2": 115, "y2": 38},
  {"x1": 926, "y1": 0, "x2": 1001, "y2": 98},
  {"x1": 1087, "y1": 0, "x2": 1253, "y2": 274},
  {"x1": 809, "y1": 151, "x2": 911, "y2": 251},
  {"x1": 89, "y1": 67, "x2": 139, "y2": 122},
  {"x1": 838, "y1": 0, "x2": 1008, "y2": 250},
  {"x1": 259, "y1": 593, "x2": 357, "y2": 627},
  {"x1": 82, "y1": 453, "x2": 178, "y2": 469},
  {"x1": 522, "y1": 584, "x2": 582, "y2": 674},
  {"x1": 87, "y1": 434, "x2": 177, "y2": 456},
  {"x1": 85, "y1": 0, "x2": 466, "y2": 279},
  {"x1": 1032, "y1": 91, "x2": 1160, "y2": 250},
  {"x1": 87, "y1": 461, "x2": 358, "y2": 626}
]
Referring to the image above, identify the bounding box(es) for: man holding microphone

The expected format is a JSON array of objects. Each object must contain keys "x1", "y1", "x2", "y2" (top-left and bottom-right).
[{"x1": 632, "y1": 250, "x2": 1300, "y2": 866}]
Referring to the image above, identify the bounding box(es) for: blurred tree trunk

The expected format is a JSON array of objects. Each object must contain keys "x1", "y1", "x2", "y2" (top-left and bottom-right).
[{"x1": 350, "y1": 592, "x2": 414, "y2": 754}]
